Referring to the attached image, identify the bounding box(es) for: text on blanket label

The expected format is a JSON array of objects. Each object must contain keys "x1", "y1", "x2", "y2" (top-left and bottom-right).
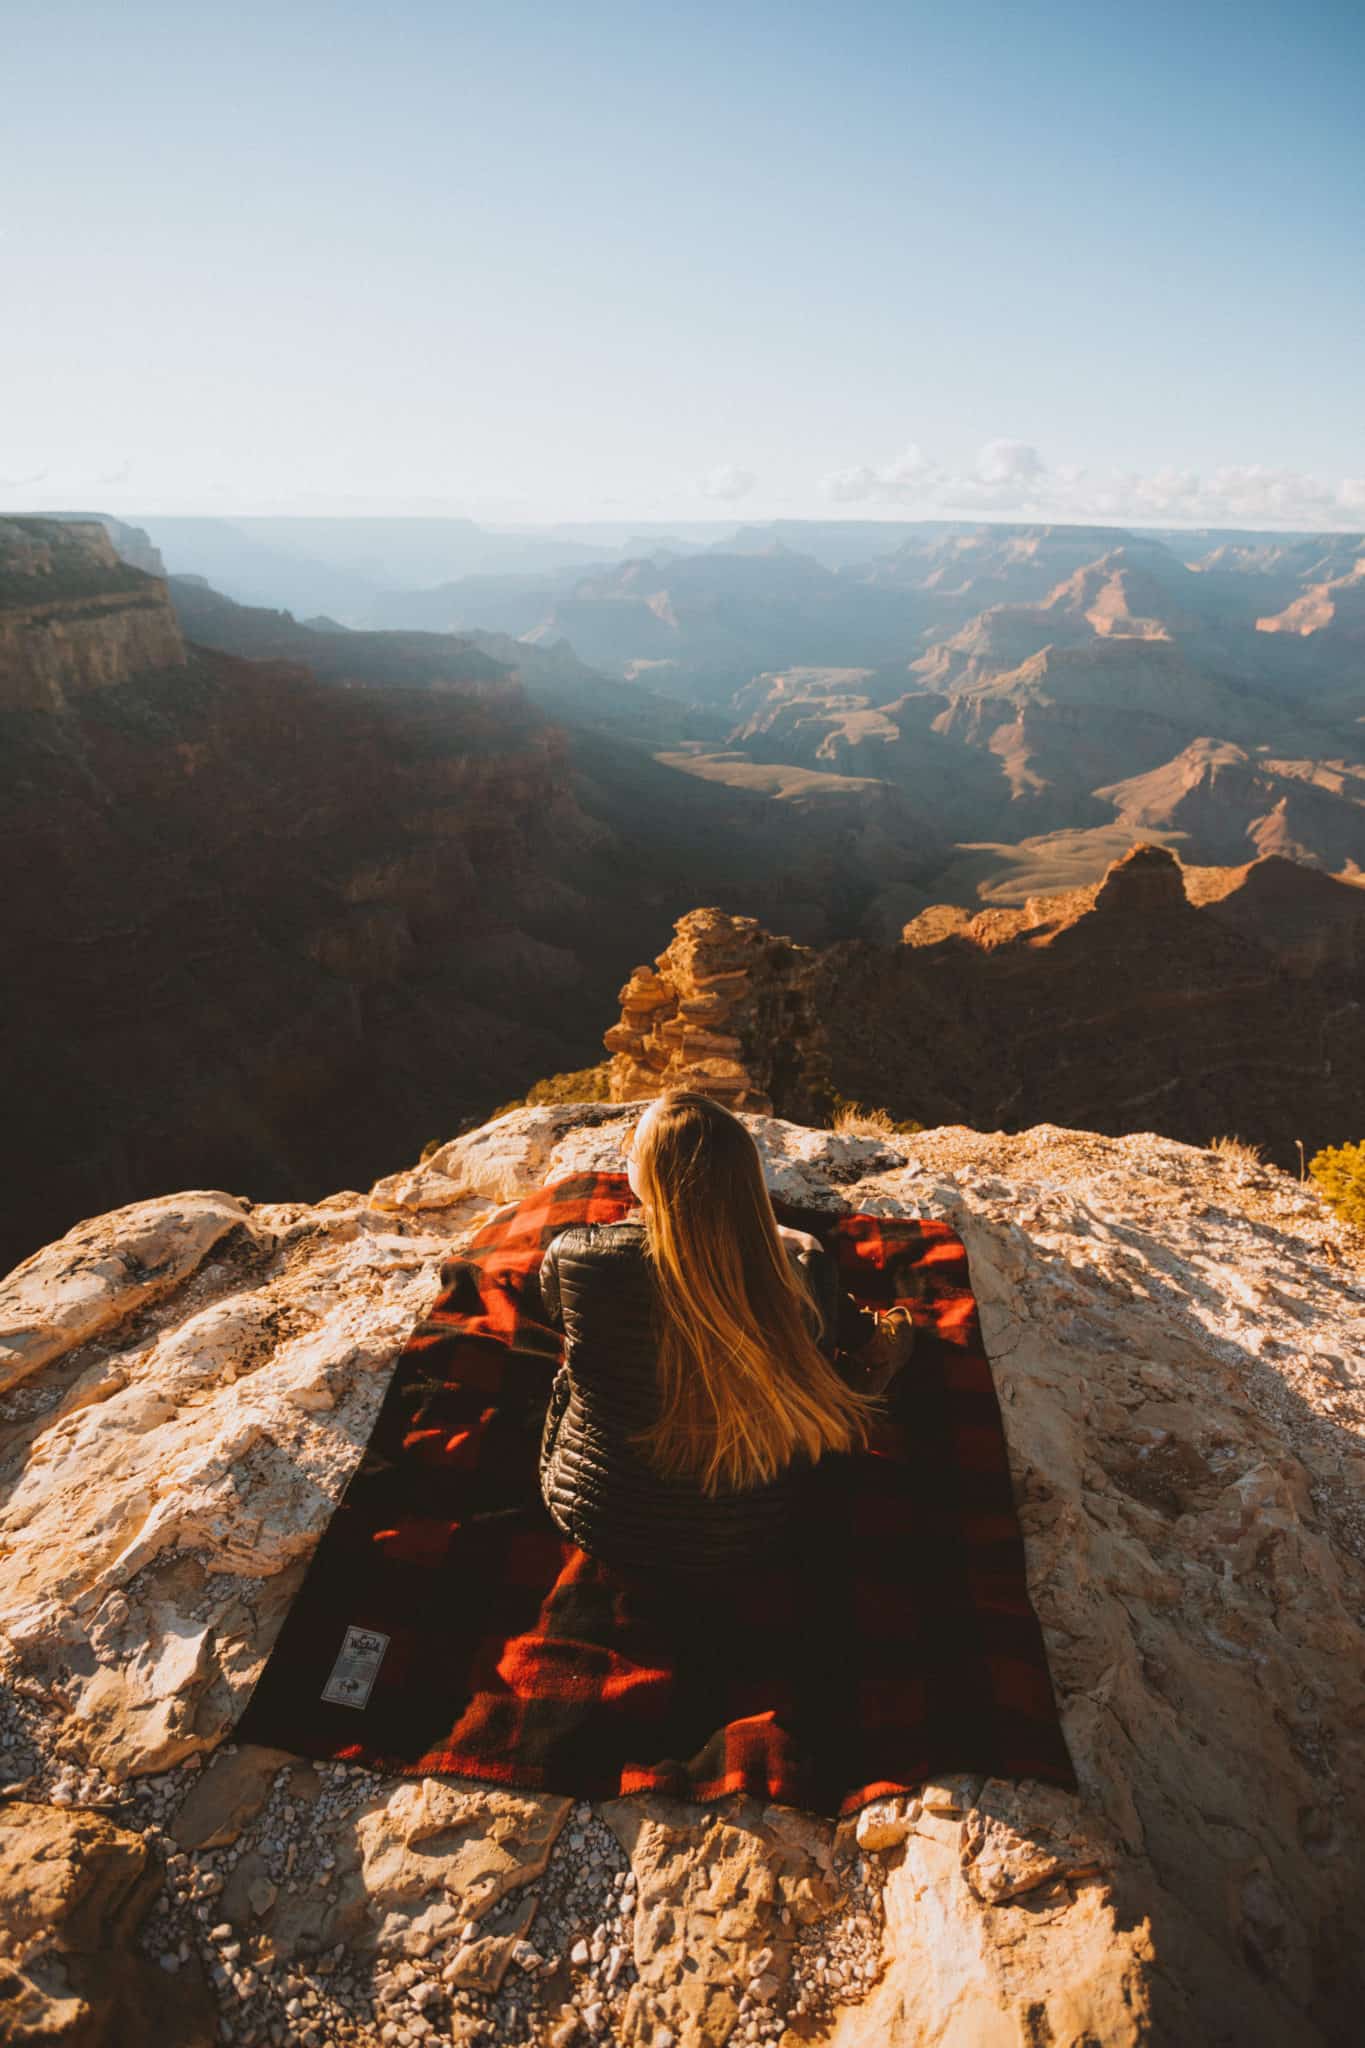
[{"x1": 321, "y1": 1624, "x2": 390, "y2": 1708}]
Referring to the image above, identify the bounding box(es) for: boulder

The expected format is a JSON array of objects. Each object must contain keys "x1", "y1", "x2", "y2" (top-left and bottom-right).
[
  {"x1": 0, "y1": 1799, "x2": 216, "y2": 2045},
  {"x1": 0, "y1": 1104, "x2": 1361, "y2": 2045}
]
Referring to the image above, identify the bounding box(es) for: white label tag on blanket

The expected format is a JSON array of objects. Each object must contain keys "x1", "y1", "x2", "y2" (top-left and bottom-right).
[{"x1": 321, "y1": 1625, "x2": 390, "y2": 1709}]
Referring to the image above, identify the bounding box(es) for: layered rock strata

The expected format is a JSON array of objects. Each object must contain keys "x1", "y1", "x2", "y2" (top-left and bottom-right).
[
  {"x1": 603, "y1": 909, "x2": 830, "y2": 1118},
  {"x1": 598, "y1": 849, "x2": 1365, "y2": 1178},
  {"x1": 1, "y1": 1105, "x2": 1362, "y2": 2044},
  {"x1": 0, "y1": 516, "x2": 186, "y2": 711}
]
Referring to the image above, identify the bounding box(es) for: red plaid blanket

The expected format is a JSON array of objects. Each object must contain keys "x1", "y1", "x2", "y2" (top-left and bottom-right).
[{"x1": 235, "y1": 1173, "x2": 1074, "y2": 1815}]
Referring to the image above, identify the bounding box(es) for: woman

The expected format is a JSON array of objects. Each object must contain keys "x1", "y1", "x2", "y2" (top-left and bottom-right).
[{"x1": 536, "y1": 1088, "x2": 915, "y2": 1573}]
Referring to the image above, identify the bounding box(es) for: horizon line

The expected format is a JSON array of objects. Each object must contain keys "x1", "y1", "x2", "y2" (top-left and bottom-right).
[{"x1": 5, "y1": 506, "x2": 1364, "y2": 541}]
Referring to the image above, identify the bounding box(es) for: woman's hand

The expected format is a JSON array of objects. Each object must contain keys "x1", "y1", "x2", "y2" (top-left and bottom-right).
[{"x1": 849, "y1": 1307, "x2": 917, "y2": 1398}]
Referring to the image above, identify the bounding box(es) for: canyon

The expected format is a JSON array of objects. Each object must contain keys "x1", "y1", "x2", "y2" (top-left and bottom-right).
[
  {"x1": 4, "y1": 511, "x2": 1362, "y2": 1276},
  {"x1": 3, "y1": 509, "x2": 1365, "y2": 2045},
  {"x1": 0, "y1": 521, "x2": 936, "y2": 1274},
  {"x1": 594, "y1": 846, "x2": 1365, "y2": 1176}
]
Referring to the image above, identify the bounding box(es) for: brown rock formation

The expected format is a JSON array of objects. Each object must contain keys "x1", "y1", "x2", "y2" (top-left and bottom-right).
[
  {"x1": 0, "y1": 526, "x2": 945, "y2": 1275},
  {"x1": 0, "y1": 628, "x2": 619, "y2": 1275},
  {"x1": 812, "y1": 843, "x2": 1365, "y2": 1170},
  {"x1": 599, "y1": 849, "x2": 1365, "y2": 1172},
  {"x1": 1255, "y1": 549, "x2": 1365, "y2": 637},
  {"x1": 1188, "y1": 851, "x2": 1365, "y2": 975},
  {"x1": 0, "y1": 1800, "x2": 215, "y2": 2044},
  {"x1": 603, "y1": 908, "x2": 830, "y2": 1117},
  {"x1": 0, "y1": 517, "x2": 186, "y2": 711},
  {"x1": 1096, "y1": 738, "x2": 1365, "y2": 874}
]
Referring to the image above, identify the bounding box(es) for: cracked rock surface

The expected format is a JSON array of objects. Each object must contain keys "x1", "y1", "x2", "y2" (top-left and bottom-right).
[{"x1": 1, "y1": 1105, "x2": 1362, "y2": 2045}]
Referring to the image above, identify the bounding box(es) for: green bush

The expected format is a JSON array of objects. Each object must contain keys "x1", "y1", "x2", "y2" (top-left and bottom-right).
[{"x1": 1308, "y1": 1141, "x2": 1365, "y2": 1228}]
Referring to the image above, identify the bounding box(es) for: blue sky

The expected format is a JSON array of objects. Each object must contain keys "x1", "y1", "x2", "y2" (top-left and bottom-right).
[{"x1": 5, "y1": 0, "x2": 1363, "y2": 526}]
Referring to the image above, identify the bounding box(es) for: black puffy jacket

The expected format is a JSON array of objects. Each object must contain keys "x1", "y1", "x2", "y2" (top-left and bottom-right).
[{"x1": 535, "y1": 1215, "x2": 877, "y2": 1574}]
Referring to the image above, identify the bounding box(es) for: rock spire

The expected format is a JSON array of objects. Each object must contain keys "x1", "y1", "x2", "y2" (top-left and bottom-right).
[{"x1": 603, "y1": 907, "x2": 830, "y2": 1118}]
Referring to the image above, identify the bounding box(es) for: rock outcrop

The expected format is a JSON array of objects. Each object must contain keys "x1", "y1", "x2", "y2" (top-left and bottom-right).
[
  {"x1": 2, "y1": 1104, "x2": 1362, "y2": 2045},
  {"x1": 603, "y1": 910, "x2": 830, "y2": 1118},
  {"x1": 1255, "y1": 548, "x2": 1365, "y2": 639},
  {"x1": 0, "y1": 1798, "x2": 217, "y2": 2045},
  {"x1": 1095, "y1": 739, "x2": 1365, "y2": 874},
  {"x1": 0, "y1": 516, "x2": 186, "y2": 711},
  {"x1": 596, "y1": 849, "x2": 1365, "y2": 1178},
  {"x1": 819, "y1": 842, "x2": 1365, "y2": 1172},
  {"x1": 49, "y1": 509, "x2": 170, "y2": 579}
]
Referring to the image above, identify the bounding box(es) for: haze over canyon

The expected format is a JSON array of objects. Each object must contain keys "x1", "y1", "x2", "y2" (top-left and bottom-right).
[{"x1": 2, "y1": 507, "x2": 1362, "y2": 1274}]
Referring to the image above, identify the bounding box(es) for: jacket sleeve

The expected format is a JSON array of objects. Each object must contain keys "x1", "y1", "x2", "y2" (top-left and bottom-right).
[
  {"x1": 790, "y1": 1243, "x2": 880, "y2": 1367},
  {"x1": 535, "y1": 1234, "x2": 564, "y2": 1331}
]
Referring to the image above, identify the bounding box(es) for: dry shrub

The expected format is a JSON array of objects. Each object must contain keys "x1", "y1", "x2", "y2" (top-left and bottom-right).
[
  {"x1": 830, "y1": 1097, "x2": 924, "y2": 1139},
  {"x1": 1209, "y1": 1134, "x2": 1267, "y2": 1170}
]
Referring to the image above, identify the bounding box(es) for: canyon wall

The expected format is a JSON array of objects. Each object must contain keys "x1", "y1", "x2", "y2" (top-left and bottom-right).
[
  {"x1": 0, "y1": 518, "x2": 186, "y2": 711},
  {"x1": 824, "y1": 841, "x2": 1365, "y2": 1169},
  {"x1": 0, "y1": 639, "x2": 615, "y2": 1277},
  {"x1": 600, "y1": 846, "x2": 1365, "y2": 1173},
  {"x1": 0, "y1": 522, "x2": 922, "y2": 1275}
]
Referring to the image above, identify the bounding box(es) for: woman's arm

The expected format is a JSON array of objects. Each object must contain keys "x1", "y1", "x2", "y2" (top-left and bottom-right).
[
  {"x1": 780, "y1": 1231, "x2": 914, "y2": 1393},
  {"x1": 779, "y1": 1231, "x2": 877, "y2": 1363}
]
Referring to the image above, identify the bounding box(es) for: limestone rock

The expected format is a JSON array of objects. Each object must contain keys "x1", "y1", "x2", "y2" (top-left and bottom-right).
[
  {"x1": 853, "y1": 1799, "x2": 917, "y2": 1852},
  {"x1": 169, "y1": 1742, "x2": 296, "y2": 1850},
  {"x1": 0, "y1": 1799, "x2": 216, "y2": 2045},
  {"x1": 0, "y1": 1190, "x2": 259, "y2": 1391},
  {"x1": 1, "y1": 1103, "x2": 1362, "y2": 2045},
  {"x1": 354, "y1": 1780, "x2": 569, "y2": 1952},
  {"x1": 442, "y1": 1896, "x2": 539, "y2": 1992}
]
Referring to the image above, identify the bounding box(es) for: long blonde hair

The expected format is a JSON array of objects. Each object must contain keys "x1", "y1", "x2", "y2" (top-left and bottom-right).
[{"x1": 627, "y1": 1090, "x2": 879, "y2": 1495}]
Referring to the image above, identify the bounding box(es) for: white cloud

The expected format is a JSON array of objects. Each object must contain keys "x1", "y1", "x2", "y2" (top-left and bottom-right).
[
  {"x1": 1203, "y1": 465, "x2": 1344, "y2": 524},
  {"x1": 974, "y1": 439, "x2": 1044, "y2": 487},
  {"x1": 820, "y1": 442, "x2": 940, "y2": 503},
  {"x1": 697, "y1": 464, "x2": 757, "y2": 502},
  {"x1": 818, "y1": 440, "x2": 1365, "y2": 529}
]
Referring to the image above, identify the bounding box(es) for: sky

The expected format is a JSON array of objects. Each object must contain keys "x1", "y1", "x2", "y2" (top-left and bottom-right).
[{"x1": 4, "y1": 0, "x2": 1364, "y2": 529}]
